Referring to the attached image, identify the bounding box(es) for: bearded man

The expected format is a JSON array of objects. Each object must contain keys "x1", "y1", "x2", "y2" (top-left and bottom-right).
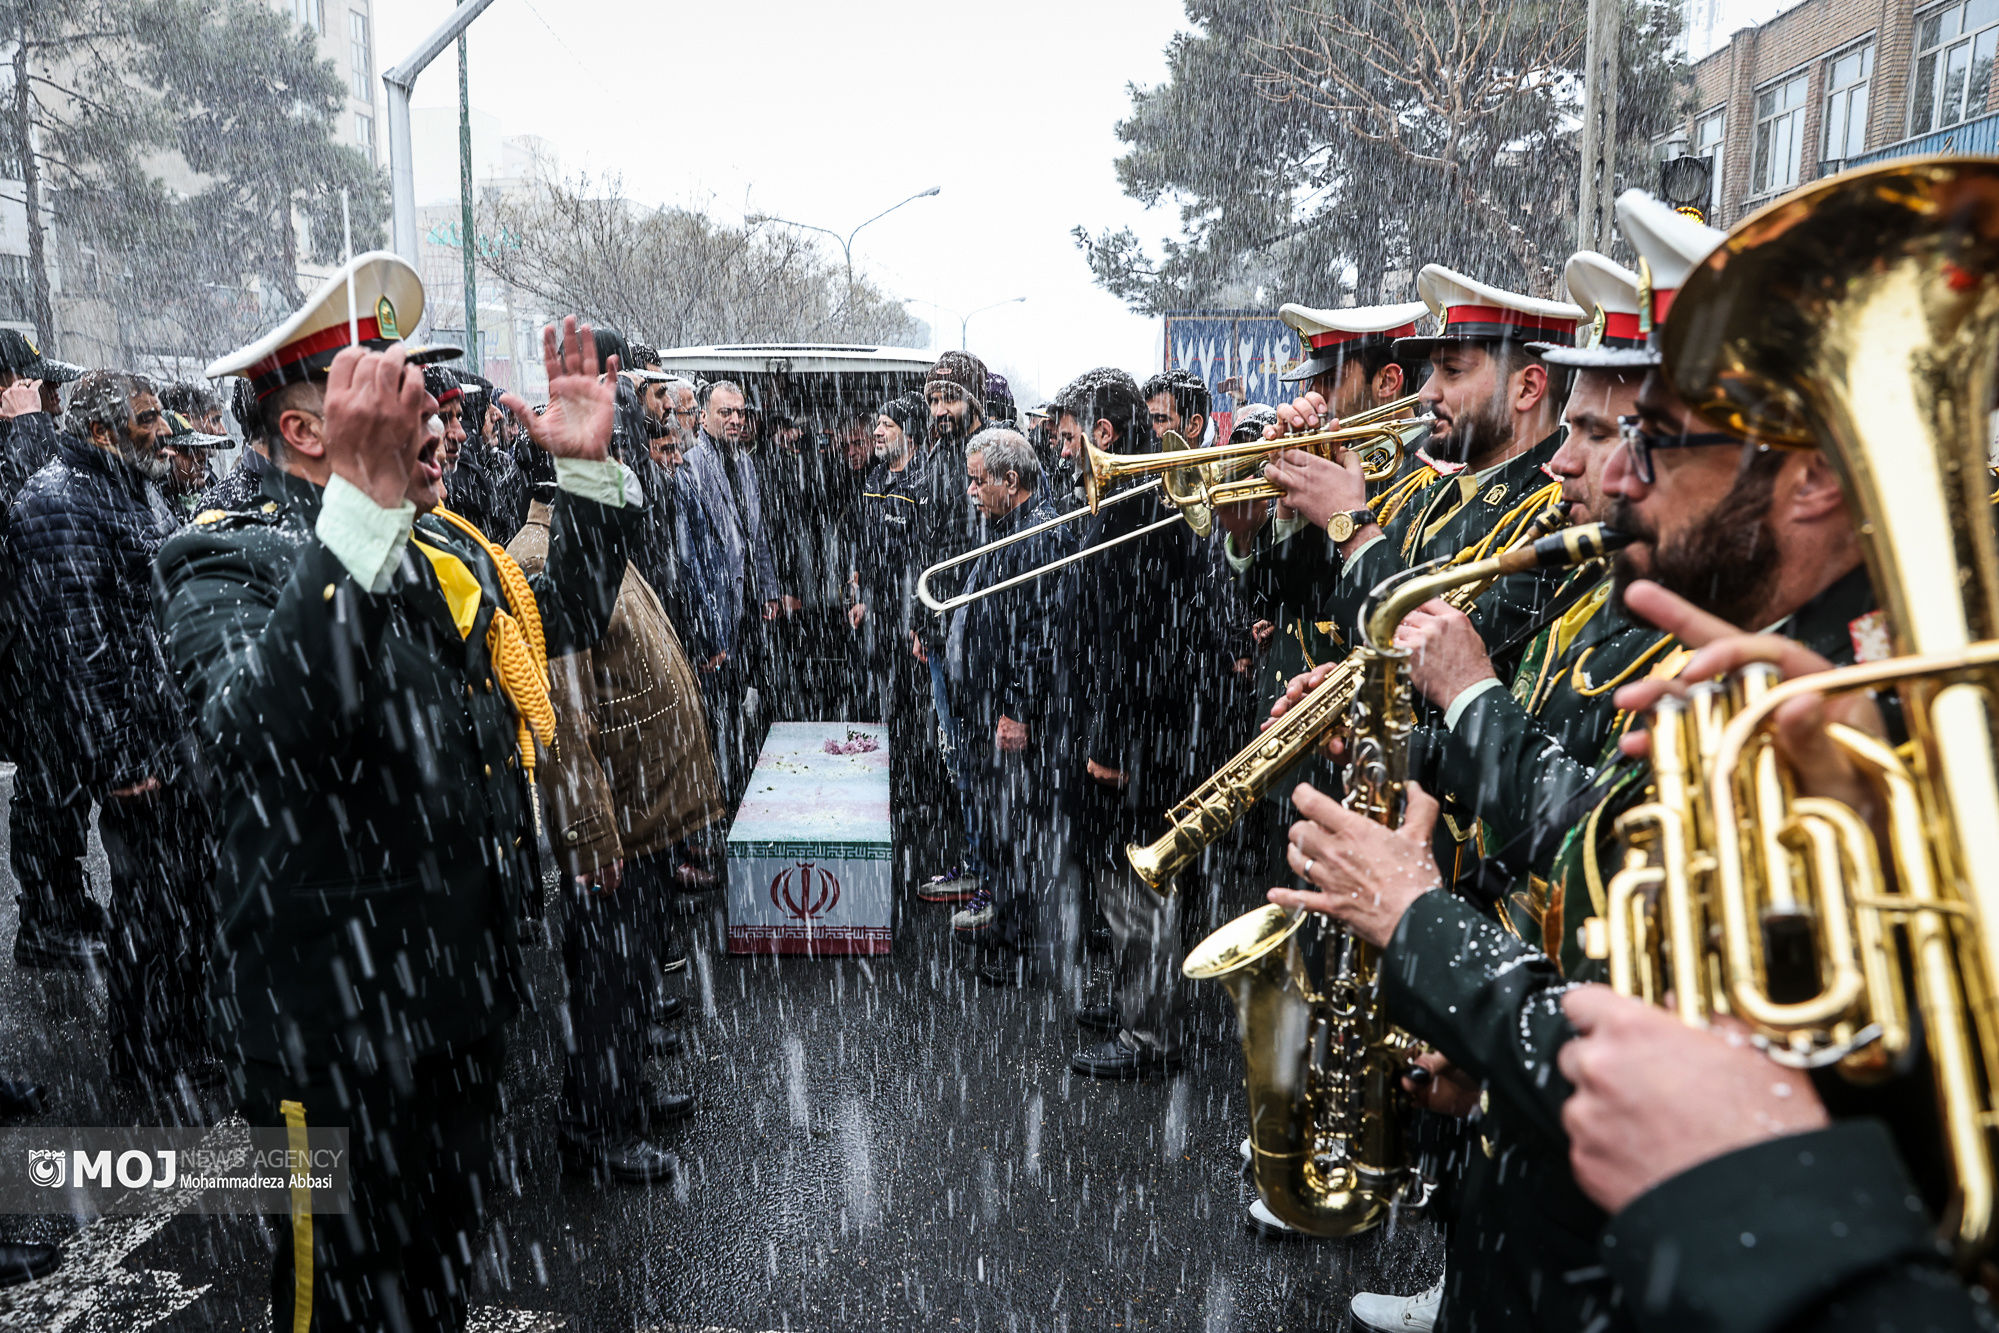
[{"x1": 5, "y1": 371, "x2": 218, "y2": 1106}]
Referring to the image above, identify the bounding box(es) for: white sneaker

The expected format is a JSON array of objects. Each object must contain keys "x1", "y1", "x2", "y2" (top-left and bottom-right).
[
  {"x1": 1246, "y1": 1197, "x2": 1308, "y2": 1240},
  {"x1": 1350, "y1": 1278, "x2": 1443, "y2": 1333},
  {"x1": 950, "y1": 891, "x2": 994, "y2": 932}
]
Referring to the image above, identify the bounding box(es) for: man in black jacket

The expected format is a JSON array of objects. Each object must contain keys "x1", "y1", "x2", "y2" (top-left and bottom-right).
[
  {"x1": 160, "y1": 254, "x2": 631, "y2": 1332},
  {"x1": 944, "y1": 429, "x2": 1076, "y2": 981},
  {"x1": 0, "y1": 333, "x2": 101, "y2": 971},
  {"x1": 8, "y1": 370, "x2": 217, "y2": 1101},
  {"x1": 913, "y1": 352, "x2": 994, "y2": 903},
  {"x1": 1054, "y1": 367, "x2": 1237, "y2": 1079}
]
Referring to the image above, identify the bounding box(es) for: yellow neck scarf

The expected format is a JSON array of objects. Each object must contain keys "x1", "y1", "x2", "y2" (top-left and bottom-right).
[{"x1": 412, "y1": 510, "x2": 559, "y2": 798}]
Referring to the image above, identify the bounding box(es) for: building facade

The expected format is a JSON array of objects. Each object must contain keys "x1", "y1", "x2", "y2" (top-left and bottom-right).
[{"x1": 1672, "y1": 0, "x2": 1999, "y2": 227}]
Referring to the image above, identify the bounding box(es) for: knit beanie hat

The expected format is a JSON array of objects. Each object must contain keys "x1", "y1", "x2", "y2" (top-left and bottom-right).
[{"x1": 925, "y1": 349, "x2": 989, "y2": 415}]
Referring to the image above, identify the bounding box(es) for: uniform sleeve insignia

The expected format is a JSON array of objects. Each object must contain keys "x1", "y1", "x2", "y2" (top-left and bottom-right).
[
  {"x1": 1482, "y1": 482, "x2": 1509, "y2": 506},
  {"x1": 261, "y1": 501, "x2": 279, "y2": 513},
  {"x1": 1849, "y1": 609, "x2": 1892, "y2": 663}
]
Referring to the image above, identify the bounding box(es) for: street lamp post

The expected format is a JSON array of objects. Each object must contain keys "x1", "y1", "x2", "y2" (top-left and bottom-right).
[
  {"x1": 753, "y1": 187, "x2": 942, "y2": 318},
  {"x1": 902, "y1": 296, "x2": 1027, "y2": 349}
]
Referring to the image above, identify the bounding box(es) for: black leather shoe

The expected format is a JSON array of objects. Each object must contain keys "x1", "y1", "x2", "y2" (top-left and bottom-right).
[
  {"x1": 0, "y1": 1240, "x2": 59, "y2": 1287},
  {"x1": 976, "y1": 952, "x2": 1033, "y2": 987},
  {"x1": 0, "y1": 1078, "x2": 45, "y2": 1120},
  {"x1": 1075, "y1": 1004, "x2": 1118, "y2": 1035},
  {"x1": 12, "y1": 918, "x2": 106, "y2": 972},
  {"x1": 560, "y1": 1133, "x2": 678, "y2": 1186},
  {"x1": 646, "y1": 1024, "x2": 685, "y2": 1056},
  {"x1": 653, "y1": 994, "x2": 687, "y2": 1024},
  {"x1": 641, "y1": 1086, "x2": 695, "y2": 1127},
  {"x1": 1069, "y1": 1038, "x2": 1183, "y2": 1080}
]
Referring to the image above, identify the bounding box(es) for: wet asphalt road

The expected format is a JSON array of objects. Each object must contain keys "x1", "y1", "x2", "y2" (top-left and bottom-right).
[{"x1": 0, "y1": 763, "x2": 1440, "y2": 1332}]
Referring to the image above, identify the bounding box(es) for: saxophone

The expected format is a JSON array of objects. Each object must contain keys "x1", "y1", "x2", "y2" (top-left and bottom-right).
[
  {"x1": 1131, "y1": 490, "x2": 1569, "y2": 893},
  {"x1": 1184, "y1": 519, "x2": 1631, "y2": 1236}
]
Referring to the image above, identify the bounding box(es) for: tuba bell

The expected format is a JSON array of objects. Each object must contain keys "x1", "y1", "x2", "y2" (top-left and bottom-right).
[{"x1": 1599, "y1": 155, "x2": 1999, "y2": 1264}]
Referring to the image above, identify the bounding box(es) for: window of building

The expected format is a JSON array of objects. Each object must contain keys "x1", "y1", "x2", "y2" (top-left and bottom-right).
[
  {"x1": 1693, "y1": 107, "x2": 1725, "y2": 212},
  {"x1": 349, "y1": 11, "x2": 371, "y2": 103},
  {"x1": 1822, "y1": 43, "x2": 1873, "y2": 164},
  {"x1": 355, "y1": 112, "x2": 375, "y2": 162},
  {"x1": 1913, "y1": 0, "x2": 1999, "y2": 134},
  {"x1": 294, "y1": 0, "x2": 324, "y2": 34},
  {"x1": 1751, "y1": 72, "x2": 1808, "y2": 196}
]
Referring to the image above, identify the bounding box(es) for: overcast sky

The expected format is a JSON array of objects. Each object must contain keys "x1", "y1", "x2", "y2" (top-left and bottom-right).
[{"x1": 381, "y1": 0, "x2": 1193, "y2": 405}]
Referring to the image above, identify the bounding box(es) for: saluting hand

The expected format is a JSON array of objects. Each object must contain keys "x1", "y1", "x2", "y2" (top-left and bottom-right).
[
  {"x1": 0, "y1": 377, "x2": 42, "y2": 419},
  {"x1": 498, "y1": 316, "x2": 617, "y2": 462},
  {"x1": 323, "y1": 345, "x2": 431, "y2": 510}
]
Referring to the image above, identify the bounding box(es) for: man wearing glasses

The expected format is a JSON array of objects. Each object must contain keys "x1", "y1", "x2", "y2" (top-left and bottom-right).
[{"x1": 1273, "y1": 188, "x2": 1883, "y2": 1333}]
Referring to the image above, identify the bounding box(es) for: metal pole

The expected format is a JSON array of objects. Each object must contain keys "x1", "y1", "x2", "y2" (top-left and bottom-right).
[
  {"x1": 384, "y1": 0, "x2": 497, "y2": 270},
  {"x1": 1576, "y1": 0, "x2": 1622, "y2": 254},
  {"x1": 458, "y1": 32, "x2": 478, "y2": 368}
]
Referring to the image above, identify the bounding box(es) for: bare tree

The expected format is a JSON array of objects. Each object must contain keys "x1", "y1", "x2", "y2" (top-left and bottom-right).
[
  {"x1": 480, "y1": 169, "x2": 927, "y2": 349},
  {"x1": 1256, "y1": 0, "x2": 1589, "y2": 296}
]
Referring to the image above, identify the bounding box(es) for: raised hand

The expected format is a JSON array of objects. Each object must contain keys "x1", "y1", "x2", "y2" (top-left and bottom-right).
[
  {"x1": 498, "y1": 317, "x2": 618, "y2": 461},
  {"x1": 0, "y1": 377, "x2": 43, "y2": 419},
  {"x1": 322, "y1": 345, "x2": 430, "y2": 509}
]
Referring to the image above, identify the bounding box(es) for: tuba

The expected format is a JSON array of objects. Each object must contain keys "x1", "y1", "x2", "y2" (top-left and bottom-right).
[
  {"x1": 1596, "y1": 156, "x2": 1999, "y2": 1264},
  {"x1": 1186, "y1": 519, "x2": 1630, "y2": 1236}
]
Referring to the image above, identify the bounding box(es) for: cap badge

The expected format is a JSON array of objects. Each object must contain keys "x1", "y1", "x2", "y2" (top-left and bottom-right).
[
  {"x1": 1636, "y1": 258, "x2": 1655, "y2": 337},
  {"x1": 376, "y1": 296, "x2": 399, "y2": 340},
  {"x1": 1586, "y1": 306, "x2": 1607, "y2": 349}
]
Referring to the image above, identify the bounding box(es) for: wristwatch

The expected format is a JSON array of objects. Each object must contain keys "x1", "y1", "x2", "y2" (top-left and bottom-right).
[{"x1": 1326, "y1": 507, "x2": 1374, "y2": 543}]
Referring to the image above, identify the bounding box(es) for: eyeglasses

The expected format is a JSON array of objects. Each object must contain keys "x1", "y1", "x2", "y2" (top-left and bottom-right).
[{"x1": 1617, "y1": 414, "x2": 1742, "y2": 485}]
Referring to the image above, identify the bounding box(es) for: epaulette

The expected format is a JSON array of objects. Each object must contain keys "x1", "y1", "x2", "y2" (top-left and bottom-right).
[{"x1": 190, "y1": 500, "x2": 284, "y2": 529}]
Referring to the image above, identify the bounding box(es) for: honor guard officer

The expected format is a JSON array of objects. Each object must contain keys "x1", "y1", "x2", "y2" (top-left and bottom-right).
[
  {"x1": 1273, "y1": 192, "x2": 1878, "y2": 1333},
  {"x1": 156, "y1": 251, "x2": 635, "y2": 1333}
]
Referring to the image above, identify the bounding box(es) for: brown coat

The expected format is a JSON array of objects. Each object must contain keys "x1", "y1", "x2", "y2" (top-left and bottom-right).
[{"x1": 509, "y1": 500, "x2": 722, "y2": 873}]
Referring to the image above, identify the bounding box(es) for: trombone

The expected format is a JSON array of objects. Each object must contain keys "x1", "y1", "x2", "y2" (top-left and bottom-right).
[
  {"x1": 1082, "y1": 393, "x2": 1434, "y2": 513},
  {"x1": 915, "y1": 478, "x2": 1186, "y2": 614}
]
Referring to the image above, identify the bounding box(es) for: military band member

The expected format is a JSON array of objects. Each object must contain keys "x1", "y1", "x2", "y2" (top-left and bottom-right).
[
  {"x1": 1218, "y1": 299, "x2": 1434, "y2": 683},
  {"x1": 1395, "y1": 250, "x2": 1678, "y2": 932},
  {"x1": 1269, "y1": 191, "x2": 1879, "y2": 1333},
  {"x1": 156, "y1": 253, "x2": 634, "y2": 1333}
]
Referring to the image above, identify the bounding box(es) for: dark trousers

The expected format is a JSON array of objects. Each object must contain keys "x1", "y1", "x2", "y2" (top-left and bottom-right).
[
  {"x1": 866, "y1": 641, "x2": 947, "y2": 892},
  {"x1": 1074, "y1": 783, "x2": 1205, "y2": 1057},
  {"x1": 967, "y1": 731, "x2": 1061, "y2": 961},
  {"x1": 93, "y1": 780, "x2": 214, "y2": 1078},
  {"x1": 241, "y1": 1029, "x2": 507, "y2": 1333},
  {"x1": 556, "y1": 876, "x2": 655, "y2": 1140},
  {"x1": 700, "y1": 617, "x2": 767, "y2": 820},
  {"x1": 8, "y1": 765, "x2": 94, "y2": 929}
]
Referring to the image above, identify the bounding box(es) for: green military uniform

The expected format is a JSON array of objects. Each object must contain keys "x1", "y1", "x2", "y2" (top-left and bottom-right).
[
  {"x1": 156, "y1": 462, "x2": 632, "y2": 1332},
  {"x1": 1412, "y1": 568, "x2": 1677, "y2": 932},
  {"x1": 1374, "y1": 563, "x2": 1877, "y2": 1333}
]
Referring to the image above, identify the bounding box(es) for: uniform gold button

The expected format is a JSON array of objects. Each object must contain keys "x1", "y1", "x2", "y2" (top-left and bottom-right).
[
  {"x1": 506, "y1": 754, "x2": 516, "y2": 768},
  {"x1": 483, "y1": 764, "x2": 492, "y2": 777},
  {"x1": 262, "y1": 502, "x2": 278, "y2": 513},
  {"x1": 465, "y1": 684, "x2": 473, "y2": 699},
  {"x1": 565, "y1": 830, "x2": 579, "y2": 844},
  {"x1": 485, "y1": 678, "x2": 494, "y2": 692},
  {"x1": 323, "y1": 584, "x2": 336, "y2": 602}
]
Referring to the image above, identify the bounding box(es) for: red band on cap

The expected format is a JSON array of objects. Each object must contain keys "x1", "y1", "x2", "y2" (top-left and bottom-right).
[
  {"x1": 1602, "y1": 312, "x2": 1642, "y2": 341},
  {"x1": 1652, "y1": 288, "x2": 1678, "y2": 323},
  {"x1": 247, "y1": 317, "x2": 384, "y2": 385},
  {"x1": 1307, "y1": 323, "x2": 1418, "y2": 350},
  {"x1": 1443, "y1": 303, "x2": 1575, "y2": 336},
  {"x1": 434, "y1": 386, "x2": 464, "y2": 405}
]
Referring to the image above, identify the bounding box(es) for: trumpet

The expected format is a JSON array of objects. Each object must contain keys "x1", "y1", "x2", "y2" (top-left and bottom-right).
[{"x1": 1083, "y1": 393, "x2": 1434, "y2": 516}]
